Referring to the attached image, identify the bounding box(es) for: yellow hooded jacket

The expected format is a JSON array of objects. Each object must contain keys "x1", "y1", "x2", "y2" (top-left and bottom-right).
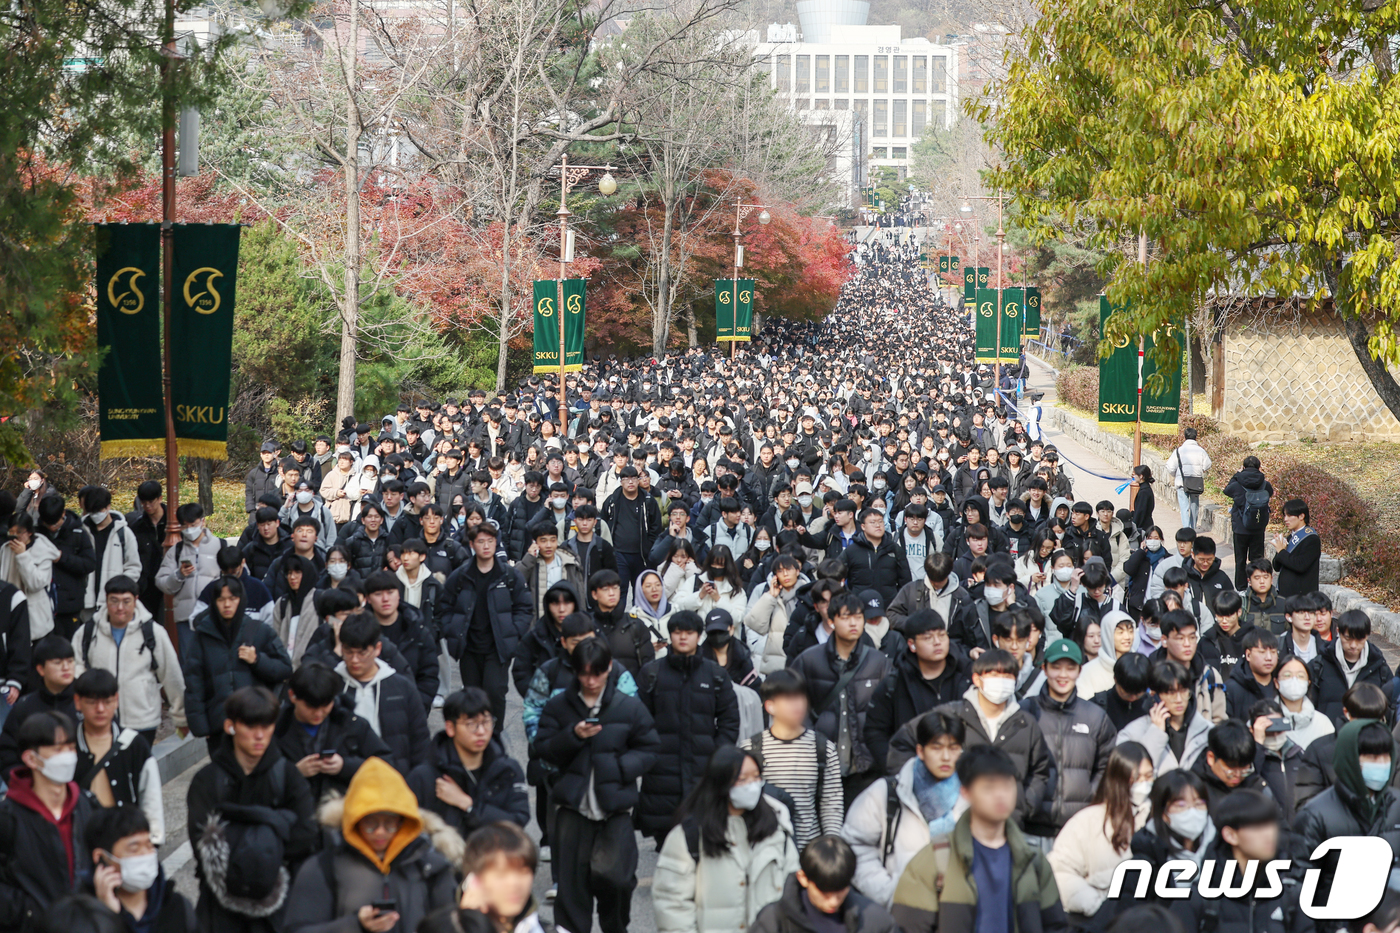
[{"x1": 342, "y1": 757, "x2": 424, "y2": 873}]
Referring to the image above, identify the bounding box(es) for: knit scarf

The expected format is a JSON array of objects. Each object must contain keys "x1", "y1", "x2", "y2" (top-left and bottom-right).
[{"x1": 912, "y1": 763, "x2": 962, "y2": 836}]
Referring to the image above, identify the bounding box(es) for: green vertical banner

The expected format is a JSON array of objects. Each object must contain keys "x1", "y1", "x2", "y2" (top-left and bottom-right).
[
  {"x1": 1024, "y1": 287, "x2": 1042, "y2": 339},
  {"x1": 1097, "y1": 296, "x2": 1139, "y2": 424},
  {"x1": 733, "y1": 279, "x2": 754, "y2": 341},
  {"x1": 977, "y1": 267, "x2": 990, "y2": 291},
  {"x1": 1140, "y1": 318, "x2": 1183, "y2": 429},
  {"x1": 170, "y1": 223, "x2": 239, "y2": 459},
  {"x1": 950, "y1": 256, "x2": 959, "y2": 273},
  {"x1": 938, "y1": 255, "x2": 950, "y2": 274},
  {"x1": 1000, "y1": 287, "x2": 1024, "y2": 362},
  {"x1": 96, "y1": 224, "x2": 165, "y2": 459},
  {"x1": 963, "y1": 266, "x2": 976, "y2": 300},
  {"x1": 975, "y1": 289, "x2": 998, "y2": 364},
  {"x1": 533, "y1": 280, "x2": 560, "y2": 373},
  {"x1": 716, "y1": 279, "x2": 753, "y2": 341},
  {"x1": 561, "y1": 279, "x2": 585, "y2": 370}
]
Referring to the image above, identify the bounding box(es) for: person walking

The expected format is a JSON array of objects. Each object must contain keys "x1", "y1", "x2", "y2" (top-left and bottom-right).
[
  {"x1": 1164, "y1": 428, "x2": 1212, "y2": 531},
  {"x1": 1222, "y1": 456, "x2": 1274, "y2": 590},
  {"x1": 652, "y1": 745, "x2": 800, "y2": 933}
]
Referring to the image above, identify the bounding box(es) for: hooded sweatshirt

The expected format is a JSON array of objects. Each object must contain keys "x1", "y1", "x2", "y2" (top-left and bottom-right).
[
  {"x1": 337, "y1": 658, "x2": 399, "y2": 735},
  {"x1": 1078, "y1": 610, "x2": 1134, "y2": 698}
]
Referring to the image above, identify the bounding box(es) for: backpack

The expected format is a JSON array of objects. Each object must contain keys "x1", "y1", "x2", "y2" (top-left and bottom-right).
[
  {"x1": 204, "y1": 759, "x2": 289, "y2": 907},
  {"x1": 1242, "y1": 487, "x2": 1272, "y2": 533},
  {"x1": 82, "y1": 617, "x2": 159, "y2": 673}
]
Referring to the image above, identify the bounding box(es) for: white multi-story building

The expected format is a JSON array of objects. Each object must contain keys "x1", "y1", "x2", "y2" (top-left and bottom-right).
[{"x1": 754, "y1": 0, "x2": 959, "y2": 198}]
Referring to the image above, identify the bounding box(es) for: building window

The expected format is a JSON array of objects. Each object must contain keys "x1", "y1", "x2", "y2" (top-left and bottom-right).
[
  {"x1": 854, "y1": 55, "x2": 868, "y2": 93},
  {"x1": 835, "y1": 55, "x2": 849, "y2": 93},
  {"x1": 776, "y1": 55, "x2": 789, "y2": 92},
  {"x1": 932, "y1": 57, "x2": 947, "y2": 93},
  {"x1": 893, "y1": 56, "x2": 908, "y2": 93},
  {"x1": 815, "y1": 55, "x2": 830, "y2": 93},
  {"x1": 874, "y1": 55, "x2": 888, "y2": 93},
  {"x1": 932, "y1": 99, "x2": 947, "y2": 127},
  {"x1": 892, "y1": 147, "x2": 907, "y2": 159},
  {"x1": 912, "y1": 99, "x2": 927, "y2": 135},
  {"x1": 874, "y1": 99, "x2": 888, "y2": 136},
  {"x1": 796, "y1": 97, "x2": 809, "y2": 110},
  {"x1": 913, "y1": 57, "x2": 928, "y2": 94},
  {"x1": 873, "y1": 147, "x2": 888, "y2": 159},
  {"x1": 834, "y1": 98, "x2": 849, "y2": 109},
  {"x1": 815, "y1": 99, "x2": 829, "y2": 109},
  {"x1": 893, "y1": 99, "x2": 907, "y2": 136},
  {"x1": 796, "y1": 55, "x2": 810, "y2": 93}
]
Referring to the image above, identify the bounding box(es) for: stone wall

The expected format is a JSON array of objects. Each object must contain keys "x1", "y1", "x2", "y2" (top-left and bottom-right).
[{"x1": 1218, "y1": 307, "x2": 1400, "y2": 442}]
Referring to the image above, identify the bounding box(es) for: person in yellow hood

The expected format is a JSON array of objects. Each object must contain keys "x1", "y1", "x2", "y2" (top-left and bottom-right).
[{"x1": 283, "y1": 757, "x2": 462, "y2": 933}]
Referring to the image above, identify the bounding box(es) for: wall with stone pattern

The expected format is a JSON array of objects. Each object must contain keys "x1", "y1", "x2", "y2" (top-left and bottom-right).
[{"x1": 1219, "y1": 308, "x2": 1400, "y2": 442}]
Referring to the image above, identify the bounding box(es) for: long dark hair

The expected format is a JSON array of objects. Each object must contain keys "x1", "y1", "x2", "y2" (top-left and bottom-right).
[
  {"x1": 1092, "y1": 741, "x2": 1148, "y2": 852},
  {"x1": 673, "y1": 746, "x2": 779, "y2": 858},
  {"x1": 1149, "y1": 768, "x2": 1209, "y2": 846},
  {"x1": 703, "y1": 545, "x2": 744, "y2": 593}
]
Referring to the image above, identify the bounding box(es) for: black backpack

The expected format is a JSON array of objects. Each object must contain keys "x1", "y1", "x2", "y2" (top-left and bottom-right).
[
  {"x1": 81, "y1": 617, "x2": 159, "y2": 673},
  {"x1": 1242, "y1": 487, "x2": 1272, "y2": 533}
]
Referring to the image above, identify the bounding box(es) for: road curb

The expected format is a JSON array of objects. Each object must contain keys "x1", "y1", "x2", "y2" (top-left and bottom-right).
[{"x1": 154, "y1": 733, "x2": 206, "y2": 784}]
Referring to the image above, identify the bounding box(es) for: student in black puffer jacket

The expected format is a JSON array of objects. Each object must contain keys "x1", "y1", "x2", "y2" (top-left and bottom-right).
[
  {"x1": 183, "y1": 577, "x2": 293, "y2": 740},
  {"x1": 634, "y1": 611, "x2": 740, "y2": 841},
  {"x1": 406, "y1": 688, "x2": 529, "y2": 839}
]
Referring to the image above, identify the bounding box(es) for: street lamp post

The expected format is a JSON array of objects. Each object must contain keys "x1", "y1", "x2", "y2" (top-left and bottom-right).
[
  {"x1": 732, "y1": 201, "x2": 771, "y2": 358},
  {"x1": 962, "y1": 191, "x2": 1014, "y2": 390},
  {"x1": 553, "y1": 154, "x2": 615, "y2": 429}
]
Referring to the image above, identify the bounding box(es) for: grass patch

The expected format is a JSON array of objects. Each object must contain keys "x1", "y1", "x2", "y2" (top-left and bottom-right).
[{"x1": 110, "y1": 479, "x2": 248, "y2": 540}]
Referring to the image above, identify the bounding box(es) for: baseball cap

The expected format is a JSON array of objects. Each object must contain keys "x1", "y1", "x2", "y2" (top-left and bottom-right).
[
  {"x1": 260, "y1": 441, "x2": 277, "y2": 453},
  {"x1": 859, "y1": 589, "x2": 885, "y2": 620},
  {"x1": 704, "y1": 609, "x2": 733, "y2": 633},
  {"x1": 1043, "y1": 639, "x2": 1084, "y2": 666}
]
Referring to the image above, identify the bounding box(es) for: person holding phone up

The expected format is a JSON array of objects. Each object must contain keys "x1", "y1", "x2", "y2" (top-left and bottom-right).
[{"x1": 284, "y1": 756, "x2": 459, "y2": 933}]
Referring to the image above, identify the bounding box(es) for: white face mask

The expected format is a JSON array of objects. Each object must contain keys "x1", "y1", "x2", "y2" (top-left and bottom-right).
[
  {"x1": 296, "y1": 491, "x2": 313, "y2": 505},
  {"x1": 37, "y1": 750, "x2": 77, "y2": 784},
  {"x1": 798, "y1": 495, "x2": 813, "y2": 508},
  {"x1": 1053, "y1": 566, "x2": 1074, "y2": 583},
  {"x1": 754, "y1": 539, "x2": 772, "y2": 552},
  {"x1": 729, "y1": 780, "x2": 764, "y2": 811},
  {"x1": 786, "y1": 458, "x2": 800, "y2": 470},
  {"x1": 327, "y1": 561, "x2": 349, "y2": 580},
  {"x1": 1278, "y1": 678, "x2": 1308, "y2": 702},
  {"x1": 978, "y1": 676, "x2": 1016, "y2": 705},
  {"x1": 116, "y1": 851, "x2": 160, "y2": 892},
  {"x1": 983, "y1": 586, "x2": 1006, "y2": 606},
  {"x1": 873, "y1": 478, "x2": 887, "y2": 490},
  {"x1": 1144, "y1": 624, "x2": 1162, "y2": 640},
  {"x1": 1262, "y1": 733, "x2": 1287, "y2": 753},
  {"x1": 1130, "y1": 780, "x2": 1153, "y2": 808},
  {"x1": 551, "y1": 497, "x2": 569, "y2": 509},
  {"x1": 26, "y1": 478, "x2": 41, "y2": 491},
  {"x1": 182, "y1": 525, "x2": 203, "y2": 542},
  {"x1": 1145, "y1": 539, "x2": 1163, "y2": 551},
  {"x1": 91, "y1": 510, "x2": 110, "y2": 526},
  {"x1": 1167, "y1": 806, "x2": 1208, "y2": 840}
]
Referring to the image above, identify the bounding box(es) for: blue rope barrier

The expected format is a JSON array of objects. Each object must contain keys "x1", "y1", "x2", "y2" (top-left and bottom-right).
[{"x1": 994, "y1": 388, "x2": 1134, "y2": 488}]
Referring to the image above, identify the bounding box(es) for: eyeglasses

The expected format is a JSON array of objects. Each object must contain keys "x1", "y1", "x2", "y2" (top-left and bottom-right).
[
  {"x1": 1167, "y1": 632, "x2": 1198, "y2": 645},
  {"x1": 459, "y1": 716, "x2": 495, "y2": 734},
  {"x1": 1217, "y1": 763, "x2": 1254, "y2": 780}
]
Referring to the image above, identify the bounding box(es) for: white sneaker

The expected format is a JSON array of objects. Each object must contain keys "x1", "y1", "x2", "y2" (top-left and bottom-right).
[
  {"x1": 432, "y1": 696, "x2": 445, "y2": 709},
  {"x1": 538, "y1": 845, "x2": 551, "y2": 862}
]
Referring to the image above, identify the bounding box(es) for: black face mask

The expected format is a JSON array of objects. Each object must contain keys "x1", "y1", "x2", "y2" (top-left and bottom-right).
[
  {"x1": 708, "y1": 568, "x2": 725, "y2": 580},
  {"x1": 708, "y1": 631, "x2": 731, "y2": 647}
]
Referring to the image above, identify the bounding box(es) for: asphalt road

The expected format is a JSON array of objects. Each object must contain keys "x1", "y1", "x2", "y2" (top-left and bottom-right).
[{"x1": 157, "y1": 664, "x2": 663, "y2": 933}]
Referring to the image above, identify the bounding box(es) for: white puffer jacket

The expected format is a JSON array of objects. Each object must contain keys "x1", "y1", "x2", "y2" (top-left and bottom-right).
[
  {"x1": 742, "y1": 573, "x2": 811, "y2": 675},
  {"x1": 0, "y1": 534, "x2": 59, "y2": 640},
  {"x1": 840, "y1": 757, "x2": 967, "y2": 906},
  {"x1": 652, "y1": 797, "x2": 799, "y2": 933}
]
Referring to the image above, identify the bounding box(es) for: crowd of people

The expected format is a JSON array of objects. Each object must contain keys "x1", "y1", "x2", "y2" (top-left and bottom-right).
[{"x1": 0, "y1": 229, "x2": 1391, "y2": 933}]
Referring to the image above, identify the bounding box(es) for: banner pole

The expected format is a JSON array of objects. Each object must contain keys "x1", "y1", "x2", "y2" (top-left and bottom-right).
[
  {"x1": 160, "y1": 0, "x2": 180, "y2": 649},
  {"x1": 557, "y1": 155, "x2": 569, "y2": 430},
  {"x1": 1131, "y1": 231, "x2": 1146, "y2": 508}
]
